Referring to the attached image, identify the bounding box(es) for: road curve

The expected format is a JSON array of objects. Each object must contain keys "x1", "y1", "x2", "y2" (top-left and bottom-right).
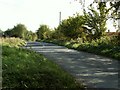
[{"x1": 24, "y1": 42, "x2": 120, "y2": 89}]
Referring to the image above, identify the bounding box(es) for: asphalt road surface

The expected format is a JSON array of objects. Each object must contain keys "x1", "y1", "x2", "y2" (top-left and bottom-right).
[{"x1": 24, "y1": 42, "x2": 120, "y2": 89}]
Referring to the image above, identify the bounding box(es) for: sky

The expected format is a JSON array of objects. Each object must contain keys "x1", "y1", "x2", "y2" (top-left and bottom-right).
[
  {"x1": 0, "y1": 0, "x2": 86, "y2": 32},
  {"x1": 0, "y1": 0, "x2": 116, "y2": 32}
]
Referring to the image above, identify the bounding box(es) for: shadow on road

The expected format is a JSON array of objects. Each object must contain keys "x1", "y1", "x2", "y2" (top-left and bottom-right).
[{"x1": 24, "y1": 42, "x2": 119, "y2": 89}]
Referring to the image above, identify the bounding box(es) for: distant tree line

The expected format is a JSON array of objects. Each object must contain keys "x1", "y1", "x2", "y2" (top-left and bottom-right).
[
  {"x1": 1, "y1": 24, "x2": 37, "y2": 41},
  {"x1": 0, "y1": 24, "x2": 53, "y2": 41},
  {"x1": 0, "y1": 1, "x2": 119, "y2": 44}
]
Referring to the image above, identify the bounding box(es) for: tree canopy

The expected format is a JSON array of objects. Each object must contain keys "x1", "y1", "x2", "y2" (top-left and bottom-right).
[
  {"x1": 57, "y1": 15, "x2": 86, "y2": 40},
  {"x1": 36, "y1": 25, "x2": 51, "y2": 40},
  {"x1": 4, "y1": 24, "x2": 37, "y2": 41}
]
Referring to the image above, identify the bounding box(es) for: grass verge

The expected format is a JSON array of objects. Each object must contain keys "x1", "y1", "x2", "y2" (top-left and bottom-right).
[
  {"x1": 42, "y1": 39, "x2": 120, "y2": 60},
  {"x1": 2, "y1": 46, "x2": 85, "y2": 89}
]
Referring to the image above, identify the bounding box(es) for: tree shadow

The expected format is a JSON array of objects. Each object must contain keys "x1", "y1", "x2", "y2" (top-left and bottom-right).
[{"x1": 24, "y1": 42, "x2": 120, "y2": 89}]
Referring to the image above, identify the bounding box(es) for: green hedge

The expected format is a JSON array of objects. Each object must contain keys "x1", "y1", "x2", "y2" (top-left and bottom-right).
[{"x1": 43, "y1": 39, "x2": 120, "y2": 60}]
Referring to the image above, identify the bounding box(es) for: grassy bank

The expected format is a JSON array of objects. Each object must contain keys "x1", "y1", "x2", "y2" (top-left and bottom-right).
[
  {"x1": 2, "y1": 38, "x2": 84, "y2": 89},
  {"x1": 0, "y1": 37, "x2": 26, "y2": 47},
  {"x1": 42, "y1": 39, "x2": 120, "y2": 60},
  {"x1": 2, "y1": 46, "x2": 84, "y2": 88}
]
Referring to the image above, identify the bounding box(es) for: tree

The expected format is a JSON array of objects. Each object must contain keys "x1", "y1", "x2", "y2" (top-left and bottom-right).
[
  {"x1": 108, "y1": 1, "x2": 120, "y2": 19},
  {"x1": 4, "y1": 24, "x2": 28, "y2": 39},
  {"x1": 36, "y1": 25, "x2": 51, "y2": 40},
  {"x1": 43, "y1": 30, "x2": 53, "y2": 39},
  {"x1": 31, "y1": 33, "x2": 38, "y2": 41},
  {"x1": 12, "y1": 24, "x2": 28, "y2": 39},
  {"x1": 4, "y1": 29, "x2": 13, "y2": 37},
  {"x1": 83, "y1": 2, "x2": 109, "y2": 39},
  {"x1": 25, "y1": 31, "x2": 38, "y2": 41},
  {"x1": 3, "y1": 24, "x2": 37, "y2": 41},
  {"x1": 57, "y1": 14, "x2": 86, "y2": 40},
  {"x1": 51, "y1": 28, "x2": 67, "y2": 40}
]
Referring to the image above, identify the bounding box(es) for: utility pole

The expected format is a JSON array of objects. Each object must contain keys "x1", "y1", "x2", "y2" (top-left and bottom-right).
[{"x1": 59, "y1": 12, "x2": 61, "y2": 25}]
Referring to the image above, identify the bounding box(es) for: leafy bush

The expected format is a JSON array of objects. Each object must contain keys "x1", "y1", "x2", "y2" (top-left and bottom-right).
[
  {"x1": 44, "y1": 37, "x2": 120, "y2": 60},
  {"x1": 110, "y1": 32, "x2": 120, "y2": 46}
]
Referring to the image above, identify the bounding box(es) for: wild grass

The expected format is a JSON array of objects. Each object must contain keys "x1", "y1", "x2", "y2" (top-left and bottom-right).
[
  {"x1": 2, "y1": 37, "x2": 84, "y2": 89},
  {"x1": 2, "y1": 46, "x2": 84, "y2": 88},
  {"x1": 0, "y1": 37, "x2": 26, "y2": 47}
]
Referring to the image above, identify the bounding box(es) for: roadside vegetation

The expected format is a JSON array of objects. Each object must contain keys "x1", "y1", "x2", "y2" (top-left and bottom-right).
[
  {"x1": 0, "y1": 37, "x2": 26, "y2": 47},
  {"x1": 1, "y1": 38, "x2": 84, "y2": 89},
  {"x1": 2, "y1": 24, "x2": 37, "y2": 41},
  {"x1": 36, "y1": 1, "x2": 120, "y2": 60},
  {"x1": 0, "y1": 1, "x2": 120, "y2": 88},
  {"x1": 43, "y1": 36, "x2": 120, "y2": 60}
]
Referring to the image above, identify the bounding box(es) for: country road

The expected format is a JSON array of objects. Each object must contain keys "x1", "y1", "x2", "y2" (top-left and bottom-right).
[{"x1": 24, "y1": 42, "x2": 119, "y2": 89}]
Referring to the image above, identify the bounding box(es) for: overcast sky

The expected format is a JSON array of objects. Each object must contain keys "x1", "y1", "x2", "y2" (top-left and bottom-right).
[{"x1": 0, "y1": 0, "x2": 93, "y2": 32}]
